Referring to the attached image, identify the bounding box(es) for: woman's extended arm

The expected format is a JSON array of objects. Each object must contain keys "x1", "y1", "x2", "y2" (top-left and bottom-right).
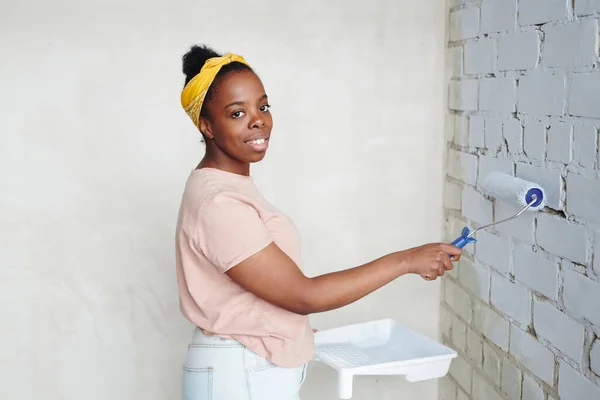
[{"x1": 226, "y1": 242, "x2": 461, "y2": 315}]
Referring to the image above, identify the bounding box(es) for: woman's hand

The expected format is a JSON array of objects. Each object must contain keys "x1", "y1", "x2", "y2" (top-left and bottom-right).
[{"x1": 400, "y1": 243, "x2": 462, "y2": 281}]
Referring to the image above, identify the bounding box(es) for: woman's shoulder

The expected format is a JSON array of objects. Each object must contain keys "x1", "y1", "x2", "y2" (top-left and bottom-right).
[{"x1": 182, "y1": 169, "x2": 257, "y2": 212}]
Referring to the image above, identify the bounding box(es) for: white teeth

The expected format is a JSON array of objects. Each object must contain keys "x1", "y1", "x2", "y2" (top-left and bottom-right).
[{"x1": 248, "y1": 138, "x2": 265, "y2": 144}]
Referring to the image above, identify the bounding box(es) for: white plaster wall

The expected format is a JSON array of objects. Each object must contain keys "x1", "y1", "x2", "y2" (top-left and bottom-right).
[{"x1": 0, "y1": 0, "x2": 447, "y2": 399}]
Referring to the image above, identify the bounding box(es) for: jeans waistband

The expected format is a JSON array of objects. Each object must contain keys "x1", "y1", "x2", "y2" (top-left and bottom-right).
[{"x1": 189, "y1": 327, "x2": 245, "y2": 348}]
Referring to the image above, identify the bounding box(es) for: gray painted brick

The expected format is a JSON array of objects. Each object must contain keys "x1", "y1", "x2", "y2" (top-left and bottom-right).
[
  {"x1": 575, "y1": 0, "x2": 600, "y2": 15},
  {"x1": 516, "y1": 163, "x2": 562, "y2": 210},
  {"x1": 454, "y1": 114, "x2": 470, "y2": 146},
  {"x1": 446, "y1": 279, "x2": 473, "y2": 323},
  {"x1": 469, "y1": 115, "x2": 485, "y2": 148},
  {"x1": 462, "y1": 186, "x2": 493, "y2": 225},
  {"x1": 486, "y1": 118, "x2": 504, "y2": 152},
  {"x1": 547, "y1": 122, "x2": 572, "y2": 164},
  {"x1": 462, "y1": 151, "x2": 478, "y2": 186},
  {"x1": 514, "y1": 245, "x2": 557, "y2": 299},
  {"x1": 491, "y1": 274, "x2": 531, "y2": 326},
  {"x1": 474, "y1": 302, "x2": 510, "y2": 350},
  {"x1": 448, "y1": 46, "x2": 463, "y2": 78},
  {"x1": 569, "y1": 73, "x2": 600, "y2": 118},
  {"x1": 573, "y1": 126, "x2": 597, "y2": 168},
  {"x1": 518, "y1": 74, "x2": 565, "y2": 116},
  {"x1": 558, "y1": 362, "x2": 600, "y2": 399},
  {"x1": 498, "y1": 31, "x2": 540, "y2": 70},
  {"x1": 503, "y1": 119, "x2": 523, "y2": 154},
  {"x1": 523, "y1": 119, "x2": 546, "y2": 160},
  {"x1": 478, "y1": 156, "x2": 513, "y2": 189},
  {"x1": 533, "y1": 300, "x2": 585, "y2": 364},
  {"x1": 509, "y1": 326, "x2": 555, "y2": 385},
  {"x1": 445, "y1": 112, "x2": 454, "y2": 142},
  {"x1": 445, "y1": 264, "x2": 459, "y2": 285},
  {"x1": 483, "y1": 342, "x2": 501, "y2": 384},
  {"x1": 450, "y1": 354, "x2": 473, "y2": 393},
  {"x1": 445, "y1": 180, "x2": 462, "y2": 211},
  {"x1": 495, "y1": 200, "x2": 536, "y2": 244},
  {"x1": 450, "y1": 6, "x2": 481, "y2": 41},
  {"x1": 447, "y1": 215, "x2": 469, "y2": 246},
  {"x1": 480, "y1": 77, "x2": 516, "y2": 113},
  {"x1": 442, "y1": 5, "x2": 600, "y2": 398},
  {"x1": 563, "y1": 268, "x2": 600, "y2": 326},
  {"x1": 502, "y1": 359, "x2": 522, "y2": 400},
  {"x1": 473, "y1": 371, "x2": 505, "y2": 400},
  {"x1": 480, "y1": 0, "x2": 517, "y2": 34},
  {"x1": 522, "y1": 374, "x2": 544, "y2": 400},
  {"x1": 459, "y1": 257, "x2": 491, "y2": 302},
  {"x1": 441, "y1": 304, "x2": 452, "y2": 338},
  {"x1": 566, "y1": 174, "x2": 600, "y2": 223},
  {"x1": 449, "y1": 79, "x2": 479, "y2": 111},
  {"x1": 440, "y1": 376, "x2": 457, "y2": 400},
  {"x1": 595, "y1": 233, "x2": 600, "y2": 275},
  {"x1": 466, "y1": 327, "x2": 484, "y2": 367},
  {"x1": 464, "y1": 39, "x2": 496, "y2": 75},
  {"x1": 519, "y1": 0, "x2": 568, "y2": 25},
  {"x1": 591, "y1": 339, "x2": 600, "y2": 376},
  {"x1": 475, "y1": 231, "x2": 510, "y2": 274},
  {"x1": 448, "y1": 149, "x2": 478, "y2": 185},
  {"x1": 543, "y1": 19, "x2": 598, "y2": 68},
  {"x1": 536, "y1": 214, "x2": 588, "y2": 263},
  {"x1": 452, "y1": 314, "x2": 467, "y2": 352}
]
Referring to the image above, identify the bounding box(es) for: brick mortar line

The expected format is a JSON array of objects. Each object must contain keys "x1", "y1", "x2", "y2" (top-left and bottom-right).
[
  {"x1": 448, "y1": 109, "x2": 600, "y2": 126},
  {"x1": 445, "y1": 175, "x2": 466, "y2": 188},
  {"x1": 457, "y1": 67, "x2": 600, "y2": 78},
  {"x1": 445, "y1": 272, "x2": 527, "y2": 333},
  {"x1": 448, "y1": 13, "x2": 600, "y2": 45},
  {"x1": 445, "y1": 146, "x2": 600, "y2": 185},
  {"x1": 449, "y1": 68, "x2": 600, "y2": 84},
  {"x1": 442, "y1": 267, "x2": 600, "y2": 390},
  {"x1": 448, "y1": 1, "x2": 482, "y2": 16},
  {"x1": 442, "y1": 312, "x2": 560, "y2": 399},
  {"x1": 444, "y1": 267, "x2": 598, "y2": 369},
  {"x1": 441, "y1": 367, "x2": 467, "y2": 397},
  {"x1": 443, "y1": 300, "x2": 597, "y2": 398},
  {"x1": 441, "y1": 298, "x2": 559, "y2": 397}
]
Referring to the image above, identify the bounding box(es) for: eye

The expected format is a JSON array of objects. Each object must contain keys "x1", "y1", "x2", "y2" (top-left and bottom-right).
[
  {"x1": 231, "y1": 110, "x2": 246, "y2": 118},
  {"x1": 260, "y1": 104, "x2": 271, "y2": 112}
]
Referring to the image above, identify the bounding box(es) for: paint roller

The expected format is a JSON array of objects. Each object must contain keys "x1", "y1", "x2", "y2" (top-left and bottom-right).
[{"x1": 450, "y1": 171, "x2": 546, "y2": 251}]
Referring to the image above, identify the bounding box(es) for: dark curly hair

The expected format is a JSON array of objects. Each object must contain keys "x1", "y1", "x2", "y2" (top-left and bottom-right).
[{"x1": 181, "y1": 44, "x2": 253, "y2": 120}]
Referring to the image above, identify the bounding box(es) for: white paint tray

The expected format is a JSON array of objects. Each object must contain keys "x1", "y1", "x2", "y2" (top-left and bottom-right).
[{"x1": 313, "y1": 318, "x2": 457, "y2": 399}]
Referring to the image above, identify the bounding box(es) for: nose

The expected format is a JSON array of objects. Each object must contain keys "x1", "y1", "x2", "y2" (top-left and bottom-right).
[{"x1": 248, "y1": 112, "x2": 265, "y2": 129}]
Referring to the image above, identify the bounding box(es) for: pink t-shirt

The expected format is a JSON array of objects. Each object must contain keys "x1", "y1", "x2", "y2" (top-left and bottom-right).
[{"x1": 175, "y1": 168, "x2": 315, "y2": 367}]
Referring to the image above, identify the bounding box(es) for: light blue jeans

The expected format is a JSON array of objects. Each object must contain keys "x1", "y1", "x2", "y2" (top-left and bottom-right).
[{"x1": 182, "y1": 328, "x2": 308, "y2": 400}]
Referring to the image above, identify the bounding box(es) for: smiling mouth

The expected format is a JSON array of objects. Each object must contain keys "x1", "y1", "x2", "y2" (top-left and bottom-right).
[
  {"x1": 245, "y1": 138, "x2": 267, "y2": 145},
  {"x1": 244, "y1": 136, "x2": 270, "y2": 152}
]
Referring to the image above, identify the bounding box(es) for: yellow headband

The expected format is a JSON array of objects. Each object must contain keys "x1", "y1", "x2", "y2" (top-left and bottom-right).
[{"x1": 180, "y1": 53, "x2": 251, "y2": 129}]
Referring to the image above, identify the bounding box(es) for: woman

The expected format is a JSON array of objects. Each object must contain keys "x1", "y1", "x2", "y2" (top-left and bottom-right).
[{"x1": 174, "y1": 44, "x2": 462, "y2": 400}]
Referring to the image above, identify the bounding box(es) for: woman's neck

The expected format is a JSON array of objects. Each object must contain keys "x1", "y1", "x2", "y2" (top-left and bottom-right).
[{"x1": 197, "y1": 154, "x2": 250, "y2": 176}]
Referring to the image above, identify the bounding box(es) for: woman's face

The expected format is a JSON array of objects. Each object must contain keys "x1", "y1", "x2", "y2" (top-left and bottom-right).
[{"x1": 199, "y1": 70, "x2": 273, "y2": 165}]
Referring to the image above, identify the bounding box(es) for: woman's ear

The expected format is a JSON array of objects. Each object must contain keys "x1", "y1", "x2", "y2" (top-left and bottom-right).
[{"x1": 198, "y1": 117, "x2": 214, "y2": 140}]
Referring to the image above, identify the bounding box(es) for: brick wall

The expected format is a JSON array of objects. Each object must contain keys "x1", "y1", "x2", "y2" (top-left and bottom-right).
[{"x1": 440, "y1": 1, "x2": 600, "y2": 400}]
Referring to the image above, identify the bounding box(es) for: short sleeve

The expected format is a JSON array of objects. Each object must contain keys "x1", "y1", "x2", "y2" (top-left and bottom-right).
[{"x1": 194, "y1": 191, "x2": 273, "y2": 273}]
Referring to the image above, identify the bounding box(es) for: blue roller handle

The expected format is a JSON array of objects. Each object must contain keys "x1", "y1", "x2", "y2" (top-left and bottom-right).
[{"x1": 449, "y1": 227, "x2": 477, "y2": 258}]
